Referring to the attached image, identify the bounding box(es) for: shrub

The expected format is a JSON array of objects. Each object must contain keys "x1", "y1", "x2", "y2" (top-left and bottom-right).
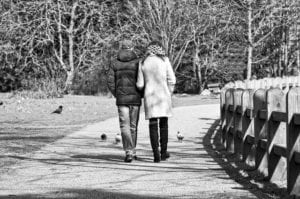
[{"x1": 13, "y1": 78, "x2": 64, "y2": 99}]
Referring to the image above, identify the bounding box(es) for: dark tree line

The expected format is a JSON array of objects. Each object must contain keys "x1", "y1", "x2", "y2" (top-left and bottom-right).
[{"x1": 0, "y1": 0, "x2": 299, "y2": 96}]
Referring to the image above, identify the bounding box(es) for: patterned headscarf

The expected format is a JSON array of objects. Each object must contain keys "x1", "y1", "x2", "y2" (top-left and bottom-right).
[{"x1": 146, "y1": 44, "x2": 166, "y2": 56}]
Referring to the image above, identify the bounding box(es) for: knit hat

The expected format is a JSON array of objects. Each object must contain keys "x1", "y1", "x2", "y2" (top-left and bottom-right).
[
  {"x1": 121, "y1": 40, "x2": 133, "y2": 49},
  {"x1": 147, "y1": 43, "x2": 166, "y2": 56}
]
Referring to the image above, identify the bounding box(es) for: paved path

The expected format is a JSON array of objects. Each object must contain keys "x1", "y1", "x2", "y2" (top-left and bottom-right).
[{"x1": 0, "y1": 104, "x2": 258, "y2": 199}]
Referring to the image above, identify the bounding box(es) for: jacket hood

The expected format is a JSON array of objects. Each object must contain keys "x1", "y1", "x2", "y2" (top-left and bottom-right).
[{"x1": 117, "y1": 49, "x2": 137, "y2": 62}]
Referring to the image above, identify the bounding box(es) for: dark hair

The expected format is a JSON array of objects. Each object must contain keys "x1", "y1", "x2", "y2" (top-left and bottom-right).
[
  {"x1": 148, "y1": 40, "x2": 163, "y2": 47},
  {"x1": 141, "y1": 41, "x2": 166, "y2": 64}
]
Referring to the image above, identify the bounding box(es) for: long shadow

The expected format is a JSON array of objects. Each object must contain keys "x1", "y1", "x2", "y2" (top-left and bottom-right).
[
  {"x1": 0, "y1": 189, "x2": 165, "y2": 199},
  {"x1": 0, "y1": 188, "x2": 253, "y2": 199},
  {"x1": 0, "y1": 136, "x2": 55, "y2": 141},
  {"x1": 203, "y1": 119, "x2": 288, "y2": 199},
  {"x1": 1, "y1": 152, "x2": 224, "y2": 174}
]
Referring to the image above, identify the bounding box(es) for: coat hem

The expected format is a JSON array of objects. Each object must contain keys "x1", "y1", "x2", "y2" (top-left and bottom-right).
[
  {"x1": 116, "y1": 102, "x2": 142, "y2": 106},
  {"x1": 145, "y1": 115, "x2": 173, "y2": 120}
]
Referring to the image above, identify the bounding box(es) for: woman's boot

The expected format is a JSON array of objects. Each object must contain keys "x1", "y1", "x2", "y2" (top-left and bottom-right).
[
  {"x1": 160, "y1": 117, "x2": 170, "y2": 161},
  {"x1": 149, "y1": 119, "x2": 160, "y2": 163},
  {"x1": 160, "y1": 127, "x2": 170, "y2": 160}
]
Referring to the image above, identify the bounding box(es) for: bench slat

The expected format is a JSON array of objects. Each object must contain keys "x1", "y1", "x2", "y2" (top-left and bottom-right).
[
  {"x1": 273, "y1": 144, "x2": 287, "y2": 157},
  {"x1": 271, "y1": 111, "x2": 287, "y2": 122},
  {"x1": 208, "y1": 83, "x2": 219, "y2": 88},
  {"x1": 294, "y1": 151, "x2": 300, "y2": 164},
  {"x1": 293, "y1": 114, "x2": 300, "y2": 125}
]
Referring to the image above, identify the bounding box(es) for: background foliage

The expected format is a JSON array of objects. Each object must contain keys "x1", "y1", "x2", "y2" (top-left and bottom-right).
[{"x1": 0, "y1": 0, "x2": 300, "y2": 96}]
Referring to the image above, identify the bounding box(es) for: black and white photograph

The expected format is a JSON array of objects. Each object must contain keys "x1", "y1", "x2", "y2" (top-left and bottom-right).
[{"x1": 1, "y1": 0, "x2": 300, "y2": 198}]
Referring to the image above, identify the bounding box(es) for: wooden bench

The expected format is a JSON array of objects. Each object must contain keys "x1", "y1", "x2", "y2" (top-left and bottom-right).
[{"x1": 207, "y1": 83, "x2": 220, "y2": 93}]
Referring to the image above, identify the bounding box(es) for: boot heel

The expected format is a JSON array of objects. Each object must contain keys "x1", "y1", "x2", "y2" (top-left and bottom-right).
[
  {"x1": 160, "y1": 125, "x2": 169, "y2": 161},
  {"x1": 153, "y1": 151, "x2": 161, "y2": 163},
  {"x1": 161, "y1": 152, "x2": 170, "y2": 161}
]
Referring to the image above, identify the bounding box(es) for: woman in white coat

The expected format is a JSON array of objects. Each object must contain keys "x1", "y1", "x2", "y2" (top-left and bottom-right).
[{"x1": 136, "y1": 41, "x2": 176, "y2": 162}]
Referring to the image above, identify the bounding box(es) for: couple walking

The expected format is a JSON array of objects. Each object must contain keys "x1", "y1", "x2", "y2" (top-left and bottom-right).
[{"x1": 107, "y1": 40, "x2": 176, "y2": 163}]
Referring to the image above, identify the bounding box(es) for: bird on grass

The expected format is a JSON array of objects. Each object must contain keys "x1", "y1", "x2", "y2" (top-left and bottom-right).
[
  {"x1": 0, "y1": 101, "x2": 3, "y2": 106},
  {"x1": 100, "y1": 133, "x2": 107, "y2": 141},
  {"x1": 115, "y1": 133, "x2": 121, "y2": 144},
  {"x1": 177, "y1": 131, "x2": 184, "y2": 142},
  {"x1": 52, "y1": 105, "x2": 63, "y2": 114}
]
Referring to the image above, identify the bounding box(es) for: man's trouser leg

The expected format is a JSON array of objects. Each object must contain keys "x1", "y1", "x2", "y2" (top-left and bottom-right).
[
  {"x1": 118, "y1": 106, "x2": 134, "y2": 156},
  {"x1": 129, "y1": 105, "x2": 140, "y2": 158}
]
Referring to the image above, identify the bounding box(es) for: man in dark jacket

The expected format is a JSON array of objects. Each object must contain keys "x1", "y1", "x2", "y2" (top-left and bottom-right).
[{"x1": 107, "y1": 40, "x2": 142, "y2": 162}]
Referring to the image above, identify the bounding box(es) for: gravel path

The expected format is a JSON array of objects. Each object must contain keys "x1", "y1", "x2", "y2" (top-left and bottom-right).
[{"x1": 0, "y1": 104, "x2": 270, "y2": 199}]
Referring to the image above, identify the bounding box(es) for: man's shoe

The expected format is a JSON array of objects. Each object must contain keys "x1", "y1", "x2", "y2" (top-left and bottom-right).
[
  {"x1": 124, "y1": 155, "x2": 133, "y2": 163},
  {"x1": 133, "y1": 151, "x2": 137, "y2": 160}
]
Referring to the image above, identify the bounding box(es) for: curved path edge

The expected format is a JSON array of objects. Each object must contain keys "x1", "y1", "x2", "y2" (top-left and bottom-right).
[{"x1": 0, "y1": 104, "x2": 258, "y2": 199}]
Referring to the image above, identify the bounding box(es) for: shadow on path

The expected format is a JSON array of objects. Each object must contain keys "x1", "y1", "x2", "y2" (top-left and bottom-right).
[
  {"x1": 0, "y1": 189, "x2": 258, "y2": 199},
  {"x1": 1, "y1": 116, "x2": 289, "y2": 199},
  {"x1": 202, "y1": 119, "x2": 288, "y2": 199},
  {"x1": 0, "y1": 189, "x2": 165, "y2": 199},
  {"x1": 0, "y1": 189, "x2": 162, "y2": 199}
]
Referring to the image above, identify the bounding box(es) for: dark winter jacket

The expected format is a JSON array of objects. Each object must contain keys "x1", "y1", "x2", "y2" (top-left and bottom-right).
[{"x1": 107, "y1": 49, "x2": 142, "y2": 106}]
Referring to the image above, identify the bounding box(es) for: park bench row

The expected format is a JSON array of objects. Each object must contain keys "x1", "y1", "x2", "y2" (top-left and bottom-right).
[{"x1": 220, "y1": 76, "x2": 300, "y2": 196}]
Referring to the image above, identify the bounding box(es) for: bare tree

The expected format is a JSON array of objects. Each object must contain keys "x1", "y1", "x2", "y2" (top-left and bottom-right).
[
  {"x1": 0, "y1": 0, "x2": 116, "y2": 93},
  {"x1": 47, "y1": 0, "x2": 113, "y2": 93},
  {"x1": 227, "y1": 0, "x2": 289, "y2": 79},
  {"x1": 125, "y1": 0, "x2": 193, "y2": 71},
  {"x1": 189, "y1": 0, "x2": 232, "y2": 93}
]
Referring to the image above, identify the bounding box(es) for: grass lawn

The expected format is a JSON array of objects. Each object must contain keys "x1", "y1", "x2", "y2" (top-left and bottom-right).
[{"x1": 0, "y1": 93, "x2": 219, "y2": 171}]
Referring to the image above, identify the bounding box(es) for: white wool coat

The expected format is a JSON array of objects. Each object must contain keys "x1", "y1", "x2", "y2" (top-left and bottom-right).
[{"x1": 136, "y1": 55, "x2": 176, "y2": 120}]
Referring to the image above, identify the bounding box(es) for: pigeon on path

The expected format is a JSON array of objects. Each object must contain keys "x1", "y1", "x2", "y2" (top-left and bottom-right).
[
  {"x1": 101, "y1": 133, "x2": 107, "y2": 141},
  {"x1": 177, "y1": 131, "x2": 184, "y2": 142},
  {"x1": 115, "y1": 133, "x2": 121, "y2": 144},
  {"x1": 52, "y1": 105, "x2": 63, "y2": 114}
]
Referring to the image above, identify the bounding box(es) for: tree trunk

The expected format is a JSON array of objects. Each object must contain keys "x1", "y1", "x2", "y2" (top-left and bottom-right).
[
  {"x1": 194, "y1": 46, "x2": 202, "y2": 94},
  {"x1": 195, "y1": 65, "x2": 202, "y2": 94},
  {"x1": 58, "y1": 1, "x2": 64, "y2": 67},
  {"x1": 297, "y1": 38, "x2": 300, "y2": 70},
  {"x1": 247, "y1": 3, "x2": 253, "y2": 80},
  {"x1": 63, "y1": 1, "x2": 77, "y2": 94},
  {"x1": 278, "y1": 46, "x2": 283, "y2": 77},
  {"x1": 283, "y1": 40, "x2": 288, "y2": 76},
  {"x1": 64, "y1": 35, "x2": 75, "y2": 93},
  {"x1": 297, "y1": 22, "x2": 300, "y2": 70},
  {"x1": 64, "y1": 71, "x2": 74, "y2": 94},
  {"x1": 283, "y1": 19, "x2": 289, "y2": 76}
]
